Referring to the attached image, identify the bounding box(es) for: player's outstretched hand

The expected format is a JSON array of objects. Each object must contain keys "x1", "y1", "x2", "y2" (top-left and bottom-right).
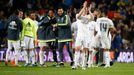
[
  {"x1": 88, "y1": 3, "x2": 92, "y2": 11},
  {"x1": 83, "y1": 1, "x2": 87, "y2": 8}
]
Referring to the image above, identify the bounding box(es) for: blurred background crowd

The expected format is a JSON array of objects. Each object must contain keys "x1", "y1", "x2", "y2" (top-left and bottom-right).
[{"x1": 0, "y1": 0, "x2": 134, "y2": 51}]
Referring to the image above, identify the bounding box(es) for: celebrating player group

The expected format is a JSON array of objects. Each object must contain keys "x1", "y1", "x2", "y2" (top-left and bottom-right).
[{"x1": 5, "y1": 1, "x2": 116, "y2": 70}]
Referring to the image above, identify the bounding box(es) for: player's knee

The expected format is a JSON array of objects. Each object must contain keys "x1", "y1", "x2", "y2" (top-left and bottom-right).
[
  {"x1": 40, "y1": 46, "x2": 46, "y2": 51},
  {"x1": 75, "y1": 46, "x2": 81, "y2": 51}
]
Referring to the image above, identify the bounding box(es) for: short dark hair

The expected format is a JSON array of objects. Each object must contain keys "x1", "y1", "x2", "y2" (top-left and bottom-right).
[
  {"x1": 57, "y1": 7, "x2": 64, "y2": 11},
  {"x1": 14, "y1": 9, "x2": 23, "y2": 15},
  {"x1": 49, "y1": 8, "x2": 55, "y2": 13},
  {"x1": 25, "y1": 10, "x2": 36, "y2": 16},
  {"x1": 101, "y1": 8, "x2": 108, "y2": 16},
  {"x1": 25, "y1": 10, "x2": 30, "y2": 16}
]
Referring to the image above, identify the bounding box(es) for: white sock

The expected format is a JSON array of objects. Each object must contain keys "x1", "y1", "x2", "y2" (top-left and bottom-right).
[
  {"x1": 5, "y1": 49, "x2": 10, "y2": 62},
  {"x1": 74, "y1": 51, "x2": 80, "y2": 67},
  {"x1": 14, "y1": 49, "x2": 19, "y2": 65},
  {"x1": 104, "y1": 51, "x2": 110, "y2": 66},
  {"x1": 79, "y1": 51, "x2": 83, "y2": 66},
  {"x1": 82, "y1": 52, "x2": 88, "y2": 68},
  {"x1": 39, "y1": 50, "x2": 44, "y2": 65},
  {"x1": 30, "y1": 50, "x2": 36, "y2": 64},
  {"x1": 24, "y1": 50, "x2": 29, "y2": 64},
  {"x1": 88, "y1": 53, "x2": 92, "y2": 67}
]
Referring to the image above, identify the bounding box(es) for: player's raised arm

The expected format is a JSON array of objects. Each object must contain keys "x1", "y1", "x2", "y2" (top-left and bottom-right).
[
  {"x1": 76, "y1": 1, "x2": 87, "y2": 19},
  {"x1": 88, "y1": 4, "x2": 94, "y2": 20}
]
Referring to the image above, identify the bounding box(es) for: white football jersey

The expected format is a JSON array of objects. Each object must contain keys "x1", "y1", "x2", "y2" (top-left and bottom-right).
[
  {"x1": 76, "y1": 14, "x2": 93, "y2": 38},
  {"x1": 76, "y1": 19, "x2": 87, "y2": 38},
  {"x1": 86, "y1": 21, "x2": 100, "y2": 40},
  {"x1": 96, "y1": 17, "x2": 114, "y2": 37}
]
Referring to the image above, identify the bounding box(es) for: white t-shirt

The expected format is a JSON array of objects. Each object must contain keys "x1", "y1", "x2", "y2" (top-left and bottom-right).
[{"x1": 96, "y1": 17, "x2": 114, "y2": 37}]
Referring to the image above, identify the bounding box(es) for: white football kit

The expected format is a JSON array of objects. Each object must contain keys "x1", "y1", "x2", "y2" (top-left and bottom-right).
[
  {"x1": 75, "y1": 15, "x2": 92, "y2": 48},
  {"x1": 96, "y1": 17, "x2": 114, "y2": 49},
  {"x1": 86, "y1": 21, "x2": 100, "y2": 51}
]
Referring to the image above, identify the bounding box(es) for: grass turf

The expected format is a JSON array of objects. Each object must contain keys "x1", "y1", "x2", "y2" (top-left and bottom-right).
[{"x1": 0, "y1": 62, "x2": 134, "y2": 75}]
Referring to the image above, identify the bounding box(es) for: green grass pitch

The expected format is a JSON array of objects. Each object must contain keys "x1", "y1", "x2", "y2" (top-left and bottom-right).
[{"x1": 0, "y1": 62, "x2": 134, "y2": 75}]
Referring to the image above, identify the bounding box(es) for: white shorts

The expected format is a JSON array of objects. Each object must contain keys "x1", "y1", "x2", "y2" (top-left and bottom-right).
[
  {"x1": 8, "y1": 40, "x2": 21, "y2": 50},
  {"x1": 75, "y1": 36, "x2": 91, "y2": 49},
  {"x1": 23, "y1": 36, "x2": 34, "y2": 49},
  {"x1": 91, "y1": 37, "x2": 101, "y2": 49},
  {"x1": 100, "y1": 36, "x2": 111, "y2": 49}
]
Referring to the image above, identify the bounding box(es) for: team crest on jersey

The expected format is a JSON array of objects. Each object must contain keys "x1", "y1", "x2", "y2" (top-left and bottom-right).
[
  {"x1": 61, "y1": 17, "x2": 64, "y2": 22},
  {"x1": 26, "y1": 22, "x2": 31, "y2": 27},
  {"x1": 9, "y1": 21, "x2": 17, "y2": 30}
]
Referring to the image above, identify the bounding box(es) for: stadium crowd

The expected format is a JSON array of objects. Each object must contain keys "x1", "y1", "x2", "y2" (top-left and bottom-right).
[{"x1": 0, "y1": 0, "x2": 133, "y2": 68}]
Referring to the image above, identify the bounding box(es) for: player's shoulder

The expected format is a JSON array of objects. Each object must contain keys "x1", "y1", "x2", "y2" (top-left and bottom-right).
[
  {"x1": 107, "y1": 18, "x2": 113, "y2": 22},
  {"x1": 22, "y1": 18, "x2": 27, "y2": 24},
  {"x1": 76, "y1": 14, "x2": 79, "y2": 20},
  {"x1": 97, "y1": 17, "x2": 112, "y2": 22},
  {"x1": 96, "y1": 18, "x2": 102, "y2": 22},
  {"x1": 23, "y1": 18, "x2": 30, "y2": 22}
]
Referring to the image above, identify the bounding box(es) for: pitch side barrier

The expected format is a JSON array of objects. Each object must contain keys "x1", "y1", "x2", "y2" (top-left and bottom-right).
[{"x1": 0, "y1": 48, "x2": 134, "y2": 63}]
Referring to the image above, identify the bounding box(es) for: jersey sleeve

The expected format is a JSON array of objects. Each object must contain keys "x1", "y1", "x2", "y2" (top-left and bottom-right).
[
  {"x1": 76, "y1": 14, "x2": 82, "y2": 20},
  {"x1": 96, "y1": 18, "x2": 100, "y2": 24},
  {"x1": 109, "y1": 19, "x2": 114, "y2": 28},
  {"x1": 32, "y1": 22, "x2": 37, "y2": 40},
  {"x1": 20, "y1": 20, "x2": 25, "y2": 41},
  {"x1": 94, "y1": 22, "x2": 101, "y2": 37},
  {"x1": 71, "y1": 22, "x2": 77, "y2": 34}
]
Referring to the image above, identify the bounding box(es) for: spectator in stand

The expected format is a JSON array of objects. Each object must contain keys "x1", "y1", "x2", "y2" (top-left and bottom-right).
[
  {"x1": 111, "y1": 30, "x2": 123, "y2": 61},
  {"x1": 0, "y1": 10, "x2": 6, "y2": 48}
]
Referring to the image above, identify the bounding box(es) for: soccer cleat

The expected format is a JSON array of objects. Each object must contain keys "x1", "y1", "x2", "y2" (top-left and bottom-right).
[
  {"x1": 39, "y1": 64, "x2": 47, "y2": 67},
  {"x1": 32, "y1": 64, "x2": 37, "y2": 67},
  {"x1": 59, "y1": 62, "x2": 64, "y2": 67},
  {"x1": 14, "y1": 64, "x2": 22, "y2": 67},
  {"x1": 91, "y1": 65, "x2": 98, "y2": 68},
  {"x1": 70, "y1": 61, "x2": 74, "y2": 66},
  {"x1": 5, "y1": 61, "x2": 8, "y2": 66},
  {"x1": 10, "y1": 60, "x2": 15, "y2": 66},
  {"x1": 82, "y1": 67, "x2": 86, "y2": 70},
  {"x1": 104, "y1": 65, "x2": 110, "y2": 68},
  {"x1": 24, "y1": 63, "x2": 30, "y2": 67},
  {"x1": 87, "y1": 64, "x2": 91, "y2": 68},
  {"x1": 110, "y1": 61, "x2": 114, "y2": 66},
  {"x1": 71, "y1": 66, "x2": 77, "y2": 70},
  {"x1": 51, "y1": 63, "x2": 60, "y2": 67}
]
